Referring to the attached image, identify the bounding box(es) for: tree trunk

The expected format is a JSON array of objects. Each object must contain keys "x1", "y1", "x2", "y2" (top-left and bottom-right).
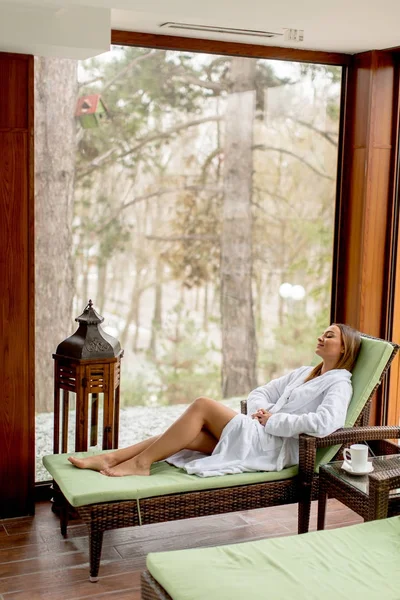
[
  {"x1": 35, "y1": 57, "x2": 78, "y2": 413},
  {"x1": 120, "y1": 273, "x2": 139, "y2": 348},
  {"x1": 203, "y1": 280, "x2": 209, "y2": 332},
  {"x1": 133, "y1": 290, "x2": 141, "y2": 352},
  {"x1": 149, "y1": 256, "x2": 163, "y2": 358},
  {"x1": 97, "y1": 259, "x2": 107, "y2": 314},
  {"x1": 278, "y1": 221, "x2": 288, "y2": 327},
  {"x1": 81, "y1": 251, "x2": 89, "y2": 309},
  {"x1": 221, "y1": 57, "x2": 258, "y2": 398},
  {"x1": 255, "y1": 270, "x2": 263, "y2": 336}
]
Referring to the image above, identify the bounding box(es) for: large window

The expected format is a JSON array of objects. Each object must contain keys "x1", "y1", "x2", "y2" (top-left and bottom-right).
[{"x1": 35, "y1": 46, "x2": 342, "y2": 481}]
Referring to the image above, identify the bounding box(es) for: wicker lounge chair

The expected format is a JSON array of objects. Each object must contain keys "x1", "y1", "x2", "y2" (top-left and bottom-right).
[
  {"x1": 141, "y1": 515, "x2": 400, "y2": 600},
  {"x1": 43, "y1": 334, "x2": 400, "y2": 581}
]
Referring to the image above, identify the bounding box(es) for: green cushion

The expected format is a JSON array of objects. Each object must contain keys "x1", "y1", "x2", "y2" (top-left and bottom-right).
[
  {"x1": 42, "y1": 452, "x2": 297, "y2": 509},
  {"x1": 315, "y1": 336, "x2": 394, "y2": 469},
  {"x1": 147, "y1": 516, "x2": 400, "y2": 600}
]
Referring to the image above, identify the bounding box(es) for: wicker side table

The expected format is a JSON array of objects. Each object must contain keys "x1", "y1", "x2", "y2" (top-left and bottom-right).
[{"x1": 318, "y1": 455, "x2": 400, "y2": 529}]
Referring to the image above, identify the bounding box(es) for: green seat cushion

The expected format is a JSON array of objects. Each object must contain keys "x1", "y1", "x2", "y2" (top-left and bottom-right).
[
  {"x1": 43, "y1": 452, "x2": 297, "y2": 508},
  {"x1": 315, "y1": 336, "x2": 394, "y2": 469},
  {"x1": 147, "y1": 516, "x2": 400, "y2": 600}
]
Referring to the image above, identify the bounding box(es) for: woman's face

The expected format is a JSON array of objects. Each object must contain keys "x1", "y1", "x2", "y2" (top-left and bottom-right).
[{"x1": 315, "y1": 325, "x2": 344, "y2": 363}]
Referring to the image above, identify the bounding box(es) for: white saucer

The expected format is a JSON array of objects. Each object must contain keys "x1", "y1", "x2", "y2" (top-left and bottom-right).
[{"x1": 341, "y1": 461, "x2": 374, "y2": 476}]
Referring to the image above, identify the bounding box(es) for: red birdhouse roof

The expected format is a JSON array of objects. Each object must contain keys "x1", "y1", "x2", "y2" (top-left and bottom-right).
[{"x1": 75, "y1": 94, "x2": 108, "y2": 117}]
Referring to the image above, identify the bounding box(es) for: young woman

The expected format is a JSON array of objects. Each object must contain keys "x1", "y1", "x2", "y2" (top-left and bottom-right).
[{"x1": 68, "y1": 323, "x2": 361, "y2": 477}]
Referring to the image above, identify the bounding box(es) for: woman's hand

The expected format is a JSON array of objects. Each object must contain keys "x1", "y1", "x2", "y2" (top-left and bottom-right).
[{"x1": 251, "y1": 408, "x2": 272, "y2": 426}]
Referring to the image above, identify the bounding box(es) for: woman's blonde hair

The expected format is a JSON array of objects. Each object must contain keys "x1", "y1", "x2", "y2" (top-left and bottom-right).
[{"x1": 305, "y1": 323, "x2": 361, "y2": 382}]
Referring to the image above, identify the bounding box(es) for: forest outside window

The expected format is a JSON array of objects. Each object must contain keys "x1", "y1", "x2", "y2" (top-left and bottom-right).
[{"x1": 34, "y1": 45, "x2": 342, "y2": 481}]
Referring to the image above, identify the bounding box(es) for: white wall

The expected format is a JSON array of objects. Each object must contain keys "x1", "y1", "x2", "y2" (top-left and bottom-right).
[{"x1": 0, "y1": 3, "x2": 110, "y2": 58}]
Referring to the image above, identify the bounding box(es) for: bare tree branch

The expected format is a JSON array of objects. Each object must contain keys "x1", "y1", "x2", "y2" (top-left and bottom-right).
[
  {"x1": 78, "y1": 76, "x2": 104, "y2": 89},
  {"x1": 253, "y1": 185, "x2": 290, "y2": 204},
  {"x1": 78, "y1": 51, "x2": 156, "y2": 93},
  {"x1": 147, "y1": 234, "x2": 219, "y2": 242},
  {"x1": 252, "y1": 200, "x2": 267, "y2": 213},
  {"x1": 103, "y1": 50, "x2": 156, "y2": 92},
  {"x1": 170, "y1": 67, "x2": 224, "y2": 93},
  {"x1": 77, "y1": 116, "x2": 221, "y2": 180},
  {"x1": 97, "y1": 185, "x2": 222, "y2": 233},
  {"x1": 252, "y1": 199, "x2": 324, "y2": 222},
  {"x1": 253, "y1": 145, "x2": 334, "y2": 180},
  {"x1": 286, "y1": 117, "x2": 338, "y2": 146},
  {"x1": 201, "y1": 147, "x2": 222, "y2": 182},
  {"x1": 118, "y1": 116, "x2": 222, "y2": 161},
  {"x1": 182, "y1": 74, "x2": 224, "y2": 93}
]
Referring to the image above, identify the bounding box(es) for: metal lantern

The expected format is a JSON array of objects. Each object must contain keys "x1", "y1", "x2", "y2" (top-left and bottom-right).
[{"x1": 53, "y1": 300, "x2": 124, "y2": 453}]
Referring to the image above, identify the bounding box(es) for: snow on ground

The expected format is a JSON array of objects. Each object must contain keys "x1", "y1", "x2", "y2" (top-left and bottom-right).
[{"x1": 36, "y1": 398, "x2": 243, "y2": 481}]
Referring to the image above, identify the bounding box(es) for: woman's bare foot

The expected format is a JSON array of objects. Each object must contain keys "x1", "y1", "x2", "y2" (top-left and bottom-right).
[
  {"x1": 68, "y1": 454, "x2": 116, "y2": 472},
  {"x1": 100, "y1": 457, "x2": 150, "y2": 477}
]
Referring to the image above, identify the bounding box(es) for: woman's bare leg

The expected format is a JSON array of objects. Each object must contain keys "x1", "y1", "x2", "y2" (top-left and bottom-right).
[
  {"x1": 101, "y1": 397, "x2": 236, "y2": 477},
  {"x1": 68, "y1": 435, "x2": 162, "y2": 471},
  {"x1": 68, "y1": 427, "x2": 219, "y2": 472}
]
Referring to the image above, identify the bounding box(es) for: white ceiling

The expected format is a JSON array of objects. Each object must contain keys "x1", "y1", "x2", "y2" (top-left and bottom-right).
[
  {"x1": 110, "y1": 0, "x2": 400, "y2": 54},
  {"x1": 2, "y1": 0, "x2": 400, "y2": 56}
]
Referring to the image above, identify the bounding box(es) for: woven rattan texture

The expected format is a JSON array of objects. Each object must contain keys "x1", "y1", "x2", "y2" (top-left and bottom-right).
[
  {"x1": 139, "y1": 479, "x2": 298, "y2": 525},
  {"x1": 141, "y1": 571, "x2": 172, "y2": 600},
  {"x1": 77, "y1": 500, "x2": 141, "y2": 531}
]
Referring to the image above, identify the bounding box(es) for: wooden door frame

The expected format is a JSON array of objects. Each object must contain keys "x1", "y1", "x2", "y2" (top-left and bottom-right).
[
  {"x1": 333, "y1": 49, "x2": 400, "y2": 423},
  {"x1": 0, "y1": 52, "x2": 35, "y2": 517}
]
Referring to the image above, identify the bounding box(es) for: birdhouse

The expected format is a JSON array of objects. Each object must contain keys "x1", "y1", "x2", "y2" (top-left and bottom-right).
[
  {"x1": 53, "y1": 300, "x2": 123, "y2": 453},
  {"x1": 75, "y1": 94, "x2": 109, "y2": 129}
]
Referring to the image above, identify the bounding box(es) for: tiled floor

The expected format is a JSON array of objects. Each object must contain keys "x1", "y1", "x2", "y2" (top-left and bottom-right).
[{"x1": 0, "y1": 500, "x2": 363, "y2": 599}]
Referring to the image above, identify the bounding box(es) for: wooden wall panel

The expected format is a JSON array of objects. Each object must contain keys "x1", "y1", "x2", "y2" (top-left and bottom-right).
[
  {"x1": 353, "y1": 68, "x2": 371, "y2": 147},
  {"x1": 341, "y1": 148, "x2": 365, "y2": 324},
  {"x1": 0, "y1": 56, "x2": 28, "y2": 129},
  {"x1": 334, "y1": 50, "x2": 398, "y2": 424},
  {"x1": 0, "y1": 53, "x2": 34, "y2": 517},
  {"x1": 360, "y1": 149, "x2": 391, "y2": 330}
]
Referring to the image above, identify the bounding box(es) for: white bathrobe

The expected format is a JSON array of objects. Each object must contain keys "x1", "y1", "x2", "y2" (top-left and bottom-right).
[{"x1": 167, "y1": 367, "x2": 353, "y2": 477}]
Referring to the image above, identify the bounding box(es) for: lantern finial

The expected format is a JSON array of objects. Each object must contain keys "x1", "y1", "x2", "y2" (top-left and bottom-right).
[{"x1": 55, "y1": 300, "x2": 122, "y2": 359}]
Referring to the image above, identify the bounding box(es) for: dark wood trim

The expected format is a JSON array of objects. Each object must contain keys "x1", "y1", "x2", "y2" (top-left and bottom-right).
[
  {"x1": 330, "y1": 66, "x2": 349, "y2": 325},
  {"x1": 332, "y1": 56, "x2": 356, "y2": 328},
  {"x1": 35, "y1": 481, "x2": 53, "y2": 502},
  {"x1": 0, "y1": 52, "x2": 31, "y2": 61},
  {"x1": 0, "y1": 128, "x2": 29, "y2": 132},
  {"x1": 381, "y1": 45, "x2": 400, "y2": 54},
  {"x1": 28, "y1": 53, "x2": 35, "y2": 514},
  {"x1": 112, "y1": 30, "x2": 351, "y2": 66}
]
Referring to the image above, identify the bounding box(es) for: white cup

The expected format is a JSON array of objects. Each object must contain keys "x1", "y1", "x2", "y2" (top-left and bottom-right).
[{"x1": 343, "y1": 444, "x2": 369, "y2": 472}]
